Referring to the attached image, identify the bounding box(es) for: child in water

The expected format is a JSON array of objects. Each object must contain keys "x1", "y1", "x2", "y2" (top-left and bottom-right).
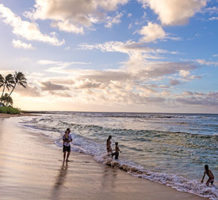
[
  {"x1": 201, "y1": 165, "x2": 214, "y2": 186},
  {"x1": 112, "y1": 142, "x2": 121, "y2": 160}
]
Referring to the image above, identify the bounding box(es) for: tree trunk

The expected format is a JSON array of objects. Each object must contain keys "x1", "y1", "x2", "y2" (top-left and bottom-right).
[
  {"x1": 9, "y1": 84, "x2": 16, "y2": 97},
  {"x1": 1, "y1": 85, "x2": 5, "y2": 99}
]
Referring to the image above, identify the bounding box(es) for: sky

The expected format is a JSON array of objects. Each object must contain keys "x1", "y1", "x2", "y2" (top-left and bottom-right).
[{"x1": 0, "y1": 0, "x2": 218, "y2": 113}]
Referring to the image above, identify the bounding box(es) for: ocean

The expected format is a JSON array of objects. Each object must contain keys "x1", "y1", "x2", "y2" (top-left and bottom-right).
[{"x1": 17, "y1": 112, "x2": 218, "y2": 200}]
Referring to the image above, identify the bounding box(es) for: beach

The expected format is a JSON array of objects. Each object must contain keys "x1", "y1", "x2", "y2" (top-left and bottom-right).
[{"x1": 0, "y1": 117, "x2": 207, "y2": 200}]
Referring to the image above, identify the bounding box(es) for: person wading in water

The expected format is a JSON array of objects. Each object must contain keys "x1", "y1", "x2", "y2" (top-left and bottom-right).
[{"x1": 106, "y1": 135, "x2": 112, "y2": 156}]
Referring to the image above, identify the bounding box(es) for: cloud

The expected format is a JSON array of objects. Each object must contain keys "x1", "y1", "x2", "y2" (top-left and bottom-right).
[
  {"x1": 41, "y1": 81, "x2": 69, "y2": 91},
  {"x1": 12, "y1": 39, "x2": 34, "y2": 49},
  {"x1": 179, "y1": 70, "x2": 190, "y2": 78},
  {"x1": 204, "y1": 6, "x2": 218, "y2": 14},
  {"x1": 74, "y1": 79, "x2": 102, "y2": 89},
  {"x1": 196, "y1": 59, "x2": 218, "y2": 66},
  {"x1": 177, "y1": 92, "x2": 218, "y2": 106},
  {"x1": 15, "y1": 85, "x2": 41, "y2": 97},
  {"x1": 170, "y1": 79, "x2": 180, "y2": 86},
  {"x1": 51, "y1": 20, "x2": 84, "y2": 34},
  {"x1": 15, "y1": 56, "x2": 214, "y2": 111},
  {"x1": 38, "y1": 59, "x2": 90, "y2": 74},
  {"x1": 25, "y1": 0, "x2": 128, "y2": 33},
  {"x1": 80, "y1": 40, "x2": 171, "y2": 58},
  {"x1": 105, "y1": 12, "x2": 123, "y2": 28},
  {"x1": 80, "y1": 40, "x2": 197, "y2": 79},
  {"x1": 0, "y1": 4, "x2": 64, "y2": 46},
  {"x1": 73, "y1": 39, "x2": 203, "y2": 107},
  {"x1": 139, "y1": 22, "x2": 166, "y2": 42},
  {"x1": 209, "y1": 16, "x2": 218, "y2": 21},
  {"x1": 38, "y1": 59, "x2": 88, "y2": 66},
  {"x1": 138, "y1": 0, "x2": 207, "y2": 25}
]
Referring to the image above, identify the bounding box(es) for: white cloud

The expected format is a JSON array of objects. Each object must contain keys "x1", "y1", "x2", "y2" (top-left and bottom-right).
[
  {"x1": 179, "y1": 70, "x2": 190, "y2": 78},
  {"x1": 204, "y1": 6, "x2": 218, "y2": 14},
  {"x1": 80, "y1": 40, "x2": 170, "y2": 57},
  {"x1": 51, "y1": 20, "x2": 84, "y2": 34},
  {"x1": 138, "y1": 0, "x2": 207, "y2": 25},
  {"x1": 13, "y1": 57, "x2": 214, "y2": 111},
  {"x1": 79, "y1": 40, "x2": 198, "y2": 89},
  {"x1": 177, "y1": 92, "x2": 218, "y2": 106},
  {"x1": 25, "y1": 0, "x2": 128, "y2": 33},
  {"x1": 139, "y1": 22, "x2": 166, "y2": 42},
  {"x1": 38, "y1": 59, "x2": 90, "y2": 74},
  {"x1": 209, "y1": 16, "x2": 218, "y2": 21},
  {"x1": 127, "y1": 13, "x2": 132, "y2": 17},
  {"x1": 196, "y1": 59, "x2": 218, "y2": 66},
  {"x1": 0, "y1": 4, "x2": 64, "y2": 46},
  {"x1": 38, "y1": 59, "x2": 89, "y2": 66},
  {"x1": 12, "y1": 39, "x2": 34, "y2": 49},
  {"x1": 105, "y1": 12, "x2": 123, "y2": 28}
]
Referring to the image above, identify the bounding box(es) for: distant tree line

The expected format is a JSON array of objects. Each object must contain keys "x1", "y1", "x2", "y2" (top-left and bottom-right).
[{"x1": 0, "y1": 72, "x2": 27, "y2": 106}]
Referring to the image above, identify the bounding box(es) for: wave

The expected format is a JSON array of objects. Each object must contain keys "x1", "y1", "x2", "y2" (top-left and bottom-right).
[{"x1": 100, "y1": 157, "x2": 218, "y2": 200}]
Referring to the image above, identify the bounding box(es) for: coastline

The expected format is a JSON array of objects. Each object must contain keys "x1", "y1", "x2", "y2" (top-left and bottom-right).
[
  {"x1": 0, "y1": 117, "x2": 208, "y2": 200},
  {"x1": 0, "y1": 112, "x2": 38, "y2": 118}
]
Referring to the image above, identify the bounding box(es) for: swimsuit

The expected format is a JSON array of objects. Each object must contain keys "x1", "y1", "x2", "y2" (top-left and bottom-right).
[{"x1": 63, "y1": 134, "x2": 72, "y2": 152}]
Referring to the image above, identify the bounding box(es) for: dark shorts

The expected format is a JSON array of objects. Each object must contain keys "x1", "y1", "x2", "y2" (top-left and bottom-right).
[
  {"x1": 63, "y1": 145, "x2": 71, "y2": 152},
  {"x1": 112, "y1": 152, "x2": 119, "y2": 159}
]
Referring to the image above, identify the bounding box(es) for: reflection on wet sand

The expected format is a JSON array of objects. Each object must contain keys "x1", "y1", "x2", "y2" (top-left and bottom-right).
[
  {"x1": 101, "y1": 166, "x2": 118, "y2": 191},
  {"x1": 51, "y1": 161, "x2": 69, "y2": 200}
]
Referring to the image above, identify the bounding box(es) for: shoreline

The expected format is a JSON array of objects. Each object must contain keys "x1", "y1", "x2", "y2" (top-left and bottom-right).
[
  {"x1": 0, "y1": 112, "x2": 38, "y2": 118},
  {"x1": 0, "y1": 117, "x2": 208, "y2": 200}
]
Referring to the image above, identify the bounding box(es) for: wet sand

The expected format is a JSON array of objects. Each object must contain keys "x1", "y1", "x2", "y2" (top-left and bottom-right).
[{"x1": 0, "y1": 118, "x2": 207, "y2": 200}]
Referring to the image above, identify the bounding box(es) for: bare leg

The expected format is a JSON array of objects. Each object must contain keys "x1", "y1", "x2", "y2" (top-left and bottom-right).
[
  {"x1": 66, "y1": 151, "x2": 70, "y2": 162},
  {"x1": 63, "y1": 152, "x2": 66, "y2": 161},
  {"x1": 206, "y1": 178, "x2": 212, "y2": 186},
  {"x1": 111, "y1": 152, "x2": 115, "y2": 158}
]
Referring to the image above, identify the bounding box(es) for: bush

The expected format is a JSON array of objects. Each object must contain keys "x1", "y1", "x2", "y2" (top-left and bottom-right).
[{"x1": 0, "y1": 106, "x2": 21, "y2": 114}]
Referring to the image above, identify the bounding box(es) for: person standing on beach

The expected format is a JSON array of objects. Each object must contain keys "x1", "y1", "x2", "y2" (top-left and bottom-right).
[
  {"x1": 106, "y1": 135, "x2": 112, "y2": 155},
  {"x1": 63, "y1": 128, "x2": 72, "y2": 162},
  {"x1": 201, "y1": 165, "x2": 214, "y2": 186}
]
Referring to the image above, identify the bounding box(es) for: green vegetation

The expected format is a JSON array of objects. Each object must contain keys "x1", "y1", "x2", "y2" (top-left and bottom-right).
[
  {"x1": 0, "y1": 106, "x2": 21, "y2": 114},
  {"x1": 0, "y1": 71, "x2": 27, "y2": 114}
]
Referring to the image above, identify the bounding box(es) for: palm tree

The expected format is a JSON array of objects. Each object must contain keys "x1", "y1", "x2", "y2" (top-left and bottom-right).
[
  {"x1": 1, "y1": 74, "x2": 14, "y2": 99},
  {"x1": 9, "y1": 72, "x2": 27, "y2": 97},
  {"x1": 0, "y1": 93, "x2": 13, "y2": 106},
  {"x1": 0, "y1": 74, "x2": 4, "y2": 88}
]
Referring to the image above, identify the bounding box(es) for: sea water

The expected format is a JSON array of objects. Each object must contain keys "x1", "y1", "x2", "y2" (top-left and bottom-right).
[{"x1": 18, "y1": 112, "x2": 218, "y2": 199}]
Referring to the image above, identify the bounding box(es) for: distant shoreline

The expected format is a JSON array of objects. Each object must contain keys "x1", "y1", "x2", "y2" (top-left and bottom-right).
[
  {"x1": 20, "y1": 110, "x2": 218, "y2": 115},
  {"x1": 0, "y1": 112, "x2": 38, "y2": 118}
]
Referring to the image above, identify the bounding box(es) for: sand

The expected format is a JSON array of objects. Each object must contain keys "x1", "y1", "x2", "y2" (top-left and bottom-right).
[{"x1": 0, "y1": 117, "x2": 207, "y2": 200}]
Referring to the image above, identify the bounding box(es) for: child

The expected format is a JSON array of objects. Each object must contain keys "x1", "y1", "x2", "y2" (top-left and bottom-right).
[
  {"x1": 201, "y1": 165, "x2": 214, "y2": 186},
  {"x1": 112, "y1": 142, "x2": 121, "y2": 160},
  {"x1": 63, "y1": 128, "x2": 72, "y2": 162}
]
